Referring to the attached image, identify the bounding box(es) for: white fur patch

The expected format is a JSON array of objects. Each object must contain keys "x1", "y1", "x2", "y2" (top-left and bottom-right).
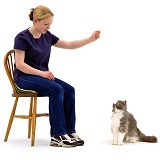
[
  {"x1": 111, "y1": 109, "x2": 123, "y2": 131},
  {"x1": 111, "y1": 109, "x2": 125, "y2": 145}
]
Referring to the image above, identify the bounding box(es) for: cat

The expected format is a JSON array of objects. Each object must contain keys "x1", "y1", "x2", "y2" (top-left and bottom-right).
[{"x1": 111, "y1": 100, "x2": 157, "y2": 145}]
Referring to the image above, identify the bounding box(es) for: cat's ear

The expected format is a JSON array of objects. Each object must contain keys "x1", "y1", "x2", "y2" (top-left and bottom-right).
[
  {"x1": 112, "y1": 103, "x2": 115, "y2": 112},
  {"x1": 124, "y1": 100, "x2": 127, "y2": 110}
]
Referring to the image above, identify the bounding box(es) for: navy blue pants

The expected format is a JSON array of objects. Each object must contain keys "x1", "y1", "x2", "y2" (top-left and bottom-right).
[{"x1": 16, "y1": 75, "x2": 76, "y2": 137}]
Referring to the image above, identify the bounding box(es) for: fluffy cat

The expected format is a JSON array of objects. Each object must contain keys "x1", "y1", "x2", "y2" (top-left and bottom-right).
[{"x1": 111, "y1": 100, "x2": 157, "y2": 145}]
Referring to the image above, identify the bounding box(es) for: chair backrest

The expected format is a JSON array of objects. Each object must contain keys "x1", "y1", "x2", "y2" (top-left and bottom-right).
[{"x1": 4, "y1": 49, "x2": 17, "y2": 94}]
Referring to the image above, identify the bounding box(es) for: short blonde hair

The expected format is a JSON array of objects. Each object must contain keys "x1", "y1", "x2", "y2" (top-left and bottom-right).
[{"x1": 29, "y1": 5, "x2": 54, "y2": 21}]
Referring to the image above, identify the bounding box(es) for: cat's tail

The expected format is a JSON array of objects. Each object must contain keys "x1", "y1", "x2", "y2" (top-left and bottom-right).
[{"x1": 137, "y1": 128, "x2": 157, "y2": 143}]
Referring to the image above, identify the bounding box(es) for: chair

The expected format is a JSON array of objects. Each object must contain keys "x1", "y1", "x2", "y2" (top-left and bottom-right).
[{"x1": 3, "y1": 49, "x2": 49, "y2": 146}]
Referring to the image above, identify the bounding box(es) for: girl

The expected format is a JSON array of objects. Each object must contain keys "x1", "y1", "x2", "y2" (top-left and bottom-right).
[{"x1": 14, "y1": 5, "x2": 101, "y2": 147}]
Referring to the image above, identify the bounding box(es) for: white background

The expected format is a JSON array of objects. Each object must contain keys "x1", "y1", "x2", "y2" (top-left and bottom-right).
[{"x1": 1, "y1": 0, "x2": 160, "y2": 159}]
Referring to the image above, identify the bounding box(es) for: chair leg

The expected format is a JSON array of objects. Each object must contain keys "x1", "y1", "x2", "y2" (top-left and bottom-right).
[
  {"x1": 31, "y1": 97, "x2": 37, "y2": 146},
  {"x1": 4, "y1": 97, "x2": 19, "y2": 142},
  {"x1": 28, "y1": 97, "x2": 33, "y2": 138}
]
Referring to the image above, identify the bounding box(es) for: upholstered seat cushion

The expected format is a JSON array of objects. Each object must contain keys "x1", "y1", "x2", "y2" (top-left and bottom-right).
[{"x1": 15, "y1": 83, "x2": 37, "y2": 94}]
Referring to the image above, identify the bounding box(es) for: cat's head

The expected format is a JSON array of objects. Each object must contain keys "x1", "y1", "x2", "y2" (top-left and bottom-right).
[{"x1": 112, "y1": 100, "x2": 127, "y2": 112}]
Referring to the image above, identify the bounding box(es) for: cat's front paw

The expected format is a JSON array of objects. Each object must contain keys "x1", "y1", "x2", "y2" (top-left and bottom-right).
[
  {"x1": 117, "y1": 142, "x2": 124, "y2": 146},
  {"x1": 112, "y1": 140, "x2": 118, "y2": 145}
]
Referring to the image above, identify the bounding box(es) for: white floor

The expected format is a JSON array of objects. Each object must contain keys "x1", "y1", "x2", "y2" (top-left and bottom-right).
[
  {"x1": 1, "y1": 97, "x2": 160, "y2": 160},
  {"x1": 0, "y1": 126, "x2": 159, "y2": 160}
]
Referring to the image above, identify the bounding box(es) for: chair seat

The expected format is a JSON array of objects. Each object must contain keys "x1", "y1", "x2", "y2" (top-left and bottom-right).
[
  {"x1": 13, "y1": 84, "x2": 45, "y2": 97},
  {"x1": 15, "y1": 83, "x2": 37, "y2": 94}
]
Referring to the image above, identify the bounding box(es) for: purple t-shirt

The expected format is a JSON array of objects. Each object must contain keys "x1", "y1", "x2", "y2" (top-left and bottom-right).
[{"x1": 13, "y1": 29, "x2": 59, "y2": 82}]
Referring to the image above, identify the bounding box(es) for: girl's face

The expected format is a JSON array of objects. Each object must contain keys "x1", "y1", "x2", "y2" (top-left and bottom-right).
[{"x1": 34, "y1": 16, "x2": 53, "y2": 34}]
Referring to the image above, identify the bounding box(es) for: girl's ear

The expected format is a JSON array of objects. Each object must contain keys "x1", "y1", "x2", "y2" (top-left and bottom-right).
[{"x1": 33, "y1": 18, "x2": 38, "y2": 23}]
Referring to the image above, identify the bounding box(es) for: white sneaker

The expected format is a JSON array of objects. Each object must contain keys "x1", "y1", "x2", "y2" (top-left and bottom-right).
[
  {"x1": 50, "y1": 134, "x2": 78, "y2": 147},
  {"x1": 68, "y1": 133, "x2": 84, "y2": 146}
]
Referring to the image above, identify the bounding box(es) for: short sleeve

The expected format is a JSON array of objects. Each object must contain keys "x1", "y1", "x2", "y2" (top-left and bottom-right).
[
  {"x1": 47, "y1": 31, "x2": 59, "y2": 45},
  {"x1": 14, "y1": 33, "x2": 28, "y2": 51}
]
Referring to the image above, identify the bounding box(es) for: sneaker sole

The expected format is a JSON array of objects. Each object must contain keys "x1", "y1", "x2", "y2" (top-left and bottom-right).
[
  {"x1": 77, "y1": 141, "x2": 84, "y2": 146},
  {"x1": 50, "y1": 141, "x2": 77, "y2": 148}
]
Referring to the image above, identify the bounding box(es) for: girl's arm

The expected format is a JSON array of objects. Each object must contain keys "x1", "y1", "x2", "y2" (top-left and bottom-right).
[
  {"x1": 54, "y1": 30, "x2": 100, "y2": 49},
  {"x1": 15, "y1": 49, "x2": 54, "y2": 80}
]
